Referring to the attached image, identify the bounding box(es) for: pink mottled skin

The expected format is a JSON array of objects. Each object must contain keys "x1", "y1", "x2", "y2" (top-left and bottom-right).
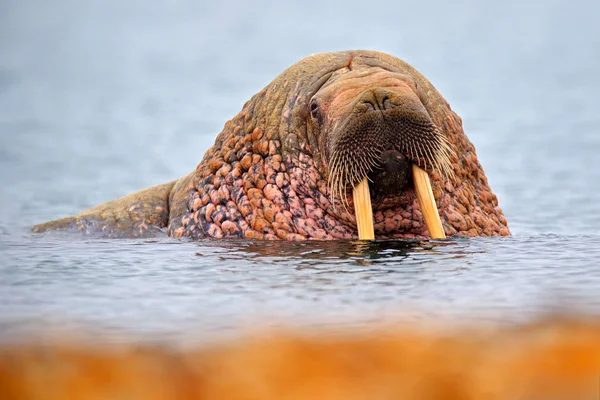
[{"x1": 33, "y1": 50, "x2": 510, "y2": 240}]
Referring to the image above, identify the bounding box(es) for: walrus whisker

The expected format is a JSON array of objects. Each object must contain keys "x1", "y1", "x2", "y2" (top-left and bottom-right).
[
  {"x1": 328, "y1": 144, "x2": 384, "y2": 214},
  {"x1": 336, "y1": 156, "x2": 349, "y2": 212},
  {"x1": 433, "y1": 132, "x2": 455, "y2": 179},
  {"x1": 341, "y1": 163, "x2": 352, "y2": 212},
  {"x1": 327, "y1": 152, "x2": 339, "y2": 186},
  {"x1": 426, "y1": 146, "x2": 434, "y2": 171},
  {"x1": 329, "y1": 163, "x2": 338, "y2": 207},
  {"x1": 329, "y1": 152, "x2": 343, "y2": 211},
  {"x1": 409, "y1": 142, "x2": 416, "y2": 163}
]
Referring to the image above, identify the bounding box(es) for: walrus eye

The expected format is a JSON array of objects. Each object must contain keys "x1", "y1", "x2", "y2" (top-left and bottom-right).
[{"x1": 310, "y1": 100, "x2": 320, "y2": 119}]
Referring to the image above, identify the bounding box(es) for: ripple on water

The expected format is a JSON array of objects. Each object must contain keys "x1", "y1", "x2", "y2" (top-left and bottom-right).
[{"x1": 1, "y1": 231, "x2": 600, "y2": 341}]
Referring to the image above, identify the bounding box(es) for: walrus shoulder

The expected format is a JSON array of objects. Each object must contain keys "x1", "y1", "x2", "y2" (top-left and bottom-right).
[{"x1": 33, "y1": 180, "x2": 177, "y2": 238}]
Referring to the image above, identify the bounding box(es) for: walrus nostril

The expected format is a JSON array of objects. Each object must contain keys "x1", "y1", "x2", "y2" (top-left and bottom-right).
[
  {"x1": 382, "y1": 96, "x2": 392, "y2": 110},
  {"x1": 363, "y1": 100, "x2": 376, "y2": 111}
]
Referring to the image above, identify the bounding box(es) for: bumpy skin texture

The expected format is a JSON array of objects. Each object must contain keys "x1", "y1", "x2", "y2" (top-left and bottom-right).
[{"x1": 34, "y1": 50, "x2": 510, "y2": 239}]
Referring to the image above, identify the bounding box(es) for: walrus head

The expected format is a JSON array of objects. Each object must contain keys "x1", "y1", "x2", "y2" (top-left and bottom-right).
[
  {"x1": 171, "y1": 50, "x2": 509, "y2": 240},
  {"x1": 307, "y1": 69, "x2": 454, "y2": 210}
]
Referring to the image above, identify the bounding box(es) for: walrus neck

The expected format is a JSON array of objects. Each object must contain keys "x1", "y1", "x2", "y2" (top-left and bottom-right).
[{"x1": 171, "y1": 73, "x2": 316, "y2": 239}]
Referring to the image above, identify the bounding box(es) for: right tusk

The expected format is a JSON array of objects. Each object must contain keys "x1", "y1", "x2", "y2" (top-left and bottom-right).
[{"x1": 412, "y1": 165, "x2": 446, "y2": 239}]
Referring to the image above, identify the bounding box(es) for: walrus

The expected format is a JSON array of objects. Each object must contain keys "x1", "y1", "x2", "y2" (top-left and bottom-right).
[{"x1": 33, "y1": 50, "x2": 510, "y2": 240}]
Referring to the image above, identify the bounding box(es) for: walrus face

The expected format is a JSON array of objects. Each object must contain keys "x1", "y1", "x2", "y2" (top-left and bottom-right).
[{"x1": 307, "y1": 69, "x2": 453, "y2": 215}]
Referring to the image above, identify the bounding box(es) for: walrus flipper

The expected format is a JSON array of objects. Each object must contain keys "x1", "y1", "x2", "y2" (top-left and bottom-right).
[{"x1": 33, "y1": 181, "x2": 177, "y2": 238}]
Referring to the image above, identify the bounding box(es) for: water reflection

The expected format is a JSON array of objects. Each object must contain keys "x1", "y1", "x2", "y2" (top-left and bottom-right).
[
  {"x1": 2, "y1": 232, "x2": 600, "y2": 340},
  {"x1": 194, "y1": 237, "x2": 474, "y2": 270}
]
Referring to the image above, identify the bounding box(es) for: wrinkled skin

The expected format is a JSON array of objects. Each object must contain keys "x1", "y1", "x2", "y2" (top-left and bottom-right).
[{"x1": 33, "y1": 50, "x2": 510, "y2": 239}]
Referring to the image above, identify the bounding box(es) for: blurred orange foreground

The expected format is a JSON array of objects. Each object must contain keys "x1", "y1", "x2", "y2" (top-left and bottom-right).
[{"x1": 1, "y1": 318, "x2": 600, "y2": 400}]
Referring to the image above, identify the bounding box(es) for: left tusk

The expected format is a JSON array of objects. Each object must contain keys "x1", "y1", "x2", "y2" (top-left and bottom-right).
[
  {"x1": 412, "y1": 165, "x2": 446, "y2": 239},
  {"x1": 353, "y1": 178, "x2": 375, "y2": 240}
]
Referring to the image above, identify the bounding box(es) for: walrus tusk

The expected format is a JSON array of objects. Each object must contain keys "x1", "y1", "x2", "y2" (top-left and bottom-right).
[
  {"x1": 412, "y1": 165, "x2": 446, "y2": 239},
  {"x1": 353, "y1": 178, "x2": 375, "y2": 240}
]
